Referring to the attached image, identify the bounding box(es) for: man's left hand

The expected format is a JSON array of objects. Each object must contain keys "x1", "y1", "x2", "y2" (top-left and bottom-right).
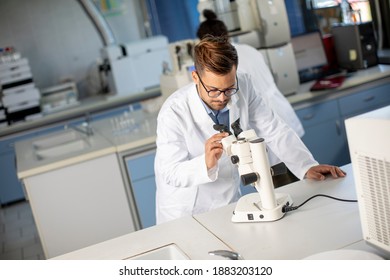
[{"x1": 305, "y1": 164, "x2": 346, "y2": 181}]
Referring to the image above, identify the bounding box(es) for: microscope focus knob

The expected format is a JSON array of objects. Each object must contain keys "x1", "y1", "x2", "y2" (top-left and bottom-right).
[
  {"x1": 241, "y1": 172, "x2": 258, "y2": 186},
  {"x1": 231, "y1": 155, "x2": 239, "y2": 164}
]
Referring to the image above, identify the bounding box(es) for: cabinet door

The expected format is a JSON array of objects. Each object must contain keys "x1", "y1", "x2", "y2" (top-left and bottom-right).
[
  {"x1": 296, "y1": 100, "x2": 349, "y2": 166},
  {"x1": 125, "y1": 150, "x2": 156, "y2": 229},
  {"x1": 131, "y1": 176, "x2": 156, "y2": 228},
  {"x1": 0, "y1": 151, "x2": 25, "y2": 205},
  {"x1": 24, "y1": 153, "x2": 135, "y2": 258},
  {"x1": 301, "y1": 119, "x2": 349, "y2": 166},
  {"x1": 338, "y1": 83, "x2": 390, "y2": 117}
]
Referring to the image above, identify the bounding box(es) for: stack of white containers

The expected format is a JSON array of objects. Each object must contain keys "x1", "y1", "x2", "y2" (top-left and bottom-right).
[{"x1": 0, "y1": 47, "x2": 41, "y2": 126}]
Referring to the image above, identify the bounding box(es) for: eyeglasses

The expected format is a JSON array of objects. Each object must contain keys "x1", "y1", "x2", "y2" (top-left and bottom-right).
[{"x1": 196, "y1": 72, "x2": 239, "y2": 98}]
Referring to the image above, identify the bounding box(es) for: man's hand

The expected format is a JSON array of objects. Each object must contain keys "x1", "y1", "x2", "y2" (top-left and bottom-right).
[
  {"x1": 205, "y1": 132, "x2": 229, "y2": 170},
  {"x1": 305, "y1": 164, "x2": 347, "y2": 180}
]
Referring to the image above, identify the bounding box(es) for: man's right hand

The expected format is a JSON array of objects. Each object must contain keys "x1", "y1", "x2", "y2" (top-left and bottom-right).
[{"x1": 205, "y1": 132, "x2": 229, "y2": 170}]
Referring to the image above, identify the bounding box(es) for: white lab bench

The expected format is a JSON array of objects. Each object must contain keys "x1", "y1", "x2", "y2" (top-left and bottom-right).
[{"x1": 53, "y1": 164, "x2": 388, "y2": 260}]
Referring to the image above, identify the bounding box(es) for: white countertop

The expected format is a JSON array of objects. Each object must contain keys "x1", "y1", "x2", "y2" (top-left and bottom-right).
[
  {"x1": 52, "y1": 215, "x2": 230, "y2": 260},
  {"x1": 52, "y1": 164, "x2": 388, "y2": 260},
  {"x1": 15, "y1": 109, "x2": 159, "y2": 179},
  {"x1": 193, "y1": 164, "x2": 365, "y2": 260},
  {"x1": 92, "y1": 109, "x2": 158, "y2": 153},
  {"x1": 0, "y1": 87, "x2": 161, "y2": 139},
  {"x1": 15, "y1": 128, "x2": 116, "y2": 179}
]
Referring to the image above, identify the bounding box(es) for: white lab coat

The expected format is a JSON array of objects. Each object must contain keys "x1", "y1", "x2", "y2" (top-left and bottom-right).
[
  {"x1": 155, "y1": 72, "x2": 318, "y2": 224},
  {"x1": 234, "y1": 43, "x2": 305, "y2": 138}
]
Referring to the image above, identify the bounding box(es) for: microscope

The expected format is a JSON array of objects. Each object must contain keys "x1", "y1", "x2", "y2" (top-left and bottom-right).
[{"x1": 215, "y1": 119, "x2": 293, "y2": 222}]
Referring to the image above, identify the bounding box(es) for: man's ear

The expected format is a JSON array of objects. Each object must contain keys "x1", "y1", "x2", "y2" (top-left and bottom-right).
[{"x1": 191, "y1": 71, "x2": 198, "y2": 83}]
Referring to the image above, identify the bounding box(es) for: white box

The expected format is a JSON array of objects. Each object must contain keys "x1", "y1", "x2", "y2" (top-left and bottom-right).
[
  {"x1": 0, "y1": 58, "x2": 29, "y2": 72},
  {"x1": 0, "y1": 71, "x2": 32, "y2": 86},
  {"x1": 6, "y1": 100, "x2": 40, "y2": 113},
  {"x1": 2, "y1": 88, "x2": 40, "y2": 107}
]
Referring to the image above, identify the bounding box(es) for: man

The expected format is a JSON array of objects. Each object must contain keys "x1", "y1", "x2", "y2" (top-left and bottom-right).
[
  {"x1": 154, "y1": 36, "x2": 345, "y2": 224},
  {"x1": 197, "y1": 9, "x2": 304, "y2": 140}
]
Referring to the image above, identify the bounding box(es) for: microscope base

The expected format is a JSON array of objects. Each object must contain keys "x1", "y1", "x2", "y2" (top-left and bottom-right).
[{"x1": 232, "y1": 193, "x2": 293, "y2": 222}]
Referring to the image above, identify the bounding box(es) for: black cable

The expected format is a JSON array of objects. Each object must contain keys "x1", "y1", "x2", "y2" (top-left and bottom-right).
[{"x1": 282, "y1": 194, "x2": 358, "y2": 213}]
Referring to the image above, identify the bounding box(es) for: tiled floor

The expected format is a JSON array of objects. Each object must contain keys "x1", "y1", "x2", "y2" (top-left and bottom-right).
[{"x1": 0, "y1": 201, "x2": 45, "y2": 260}]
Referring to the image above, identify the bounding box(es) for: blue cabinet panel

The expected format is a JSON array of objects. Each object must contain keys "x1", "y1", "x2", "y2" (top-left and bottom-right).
[
  {"x1": 126, "y1": 152, "x2": 155, "y2": 181},
  {"x1": 296, "y1": 99, "x2": 348, "y2": 166},
  {"x1": 126, "y1": 151, "x2": 156, "y2": 229},
  {"x1": 338, "y1": 83, "x2": 390, "y2": 116},
  {"x1": 0, "y1": 132, "x2": 41, "y2": 205},
  {"x1": 296, "y1": 100, "x2": 339, "y2": 127},
  {"x1": 0, "y1": 151, "x2": 25, "y2": 204},
  {"x1": 301, "y1": 119, "x2": 349, "y2": 166},
  {"x1": 132, "y1": 177, "x2": 156, "y2": 228}
]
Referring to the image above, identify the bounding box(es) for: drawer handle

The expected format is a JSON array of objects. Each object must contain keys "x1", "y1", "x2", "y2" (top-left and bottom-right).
[
  {"x1": 303, "y1": 113, "x2": 315, "y2": 120},
  {"x1": 363, "y1": 96, "x2": 375, "y2": 102}
]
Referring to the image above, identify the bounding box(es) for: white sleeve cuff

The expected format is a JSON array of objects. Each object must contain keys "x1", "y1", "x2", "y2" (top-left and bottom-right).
[{"x1": 207, "y1": 165, "x2": 218, "y2": 181}]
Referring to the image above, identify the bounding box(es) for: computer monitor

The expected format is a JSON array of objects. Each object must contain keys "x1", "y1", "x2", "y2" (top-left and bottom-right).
[
  {"x1": 291, "y1": 31, "x2": 328, "y2": 83},
  {"x1": 345, "y1": 105, "x2": 390, "y2": 258}
]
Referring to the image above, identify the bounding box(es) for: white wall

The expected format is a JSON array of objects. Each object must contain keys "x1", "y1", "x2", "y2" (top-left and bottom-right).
[{"x1": 0, "y1": 0, "x2": 145, "y2": 98}]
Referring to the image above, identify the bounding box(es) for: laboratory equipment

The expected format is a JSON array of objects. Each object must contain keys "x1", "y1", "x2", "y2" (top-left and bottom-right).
[
  {"x1": 345, "y1": 105, "x2": 390, "y2": 258},
  {"x1": 331, "y1": 22, "x2": 378, "y2": 71},
  {"x1": 159, "y1": 39, "x2": 197, "y2": 100},
  {"x1": 217, "y1": 119, "x2": 292, "y2": 222},
  {"x1": 40, "y1": 82, "x2": 79, "y2": 113},
  {"x1": 199, "y1": 0, "x2": 290, "y2": 47},
  {"x1": 291, "y1": 31, "x2": 329, "y2": 83},
  {"x1": 101, "y1": 36, "x2": 172, "y2": 96},
  {"x1": 261, "y1": 43, "x2": 300, "y2": 95},
  {"x1": 217, "y1": 0, "x2": 299, "y2": 95},
  {"x1": 79, "y1": 0, "x2": 172, "y2": 97},
  {"x1": 0, "y1": 49, "x2": 41, "y2": 124}
]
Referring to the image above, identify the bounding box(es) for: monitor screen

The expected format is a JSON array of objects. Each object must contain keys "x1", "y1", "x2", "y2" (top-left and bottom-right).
[{"x1": 291, "y1": 32, "x2": 328, "y2": 83}]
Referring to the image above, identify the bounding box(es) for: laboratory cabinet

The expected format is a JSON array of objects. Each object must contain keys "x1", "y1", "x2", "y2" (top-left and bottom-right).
[
  {"x1": 0, "y1": 151, "x2": 24, "y2": 204},
  {"x1": 22, "y1": 153, "x2": 136, "y2": 259},
  {"x1": 296, "y1": 82, "x2": 390, "y2": 166},
  {"x1": 296, "y1": 99, "x2": 348, "y2": 166},
  {"x1": 0, "y1": 121, "x2": 82, "y2": 205},
  {"x1": 338, "y1": 82, "x2": 390, "y2": 117}
]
